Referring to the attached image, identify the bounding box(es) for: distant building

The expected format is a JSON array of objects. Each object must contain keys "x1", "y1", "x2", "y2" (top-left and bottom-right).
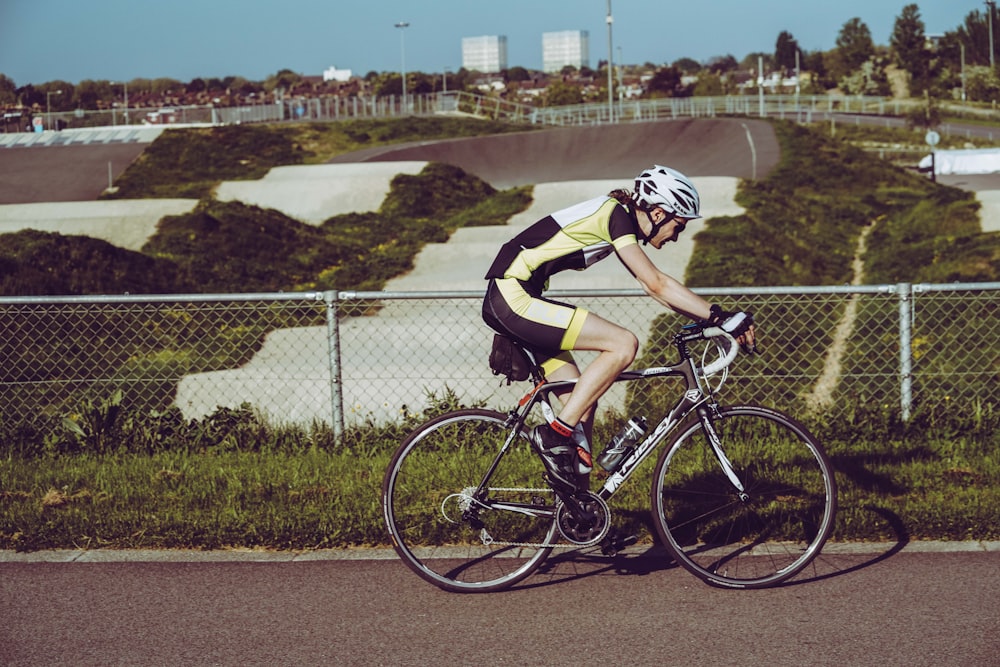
[
  {"x1": 323, "y1": 66, "x2": 353, "y2": 83},
  {"x1": 462, "y1": 35, "x2": 508, "y2": 73},
  {"x1": 542, "y1": 30, "x2": 589, "y2": 73}
]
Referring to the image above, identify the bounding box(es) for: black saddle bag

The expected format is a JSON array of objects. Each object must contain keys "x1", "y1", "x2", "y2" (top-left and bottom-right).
[{"x1": 488, "y1": 334, "x2": 531, "y2": 383}]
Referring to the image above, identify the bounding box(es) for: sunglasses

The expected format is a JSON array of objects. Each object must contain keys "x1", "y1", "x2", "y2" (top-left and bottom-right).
[{"x1": 662, "y1": 210, "x2": 687, "y2": 232}]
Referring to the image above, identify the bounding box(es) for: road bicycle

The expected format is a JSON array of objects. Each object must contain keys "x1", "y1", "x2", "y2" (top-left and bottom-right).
[{"x1": 382, "y1": 322, "x2": 837, "y2": 593}]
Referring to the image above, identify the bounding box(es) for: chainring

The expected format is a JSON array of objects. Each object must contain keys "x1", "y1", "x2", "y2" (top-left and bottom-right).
[{"x1": 555, "y1": 491, "x2": 611, "y2": 546}]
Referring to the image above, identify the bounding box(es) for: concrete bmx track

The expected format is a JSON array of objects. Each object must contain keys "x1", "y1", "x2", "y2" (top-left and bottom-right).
[
  {"x1": 2, "y1": 118, "x2": 998, "y2": 425},
  {"x1": 179, "y1": 118, "x2": 776, "y2": 424}
]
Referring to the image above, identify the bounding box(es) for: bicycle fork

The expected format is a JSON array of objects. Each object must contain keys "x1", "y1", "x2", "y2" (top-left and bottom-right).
[{"x1": 697, "y1": 406, "x2": 749, "y2": 502}]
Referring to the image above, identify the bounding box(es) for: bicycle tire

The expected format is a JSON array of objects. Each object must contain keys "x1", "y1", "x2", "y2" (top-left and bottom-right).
[
  {"x1": 382, "y1": 408, "x2": 558, "y2": 593},
  {"x1": 650, "y1": 405, "x2": 837, "y2": 589}
]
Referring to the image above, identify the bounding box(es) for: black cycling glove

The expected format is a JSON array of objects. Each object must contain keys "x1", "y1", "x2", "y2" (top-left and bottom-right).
[
  {"x1": 705, "y1": 305, "x2": 756, "y2": 352},
  {"x1": 705, "y1": 305, "x2": 751, "y2": 334}
]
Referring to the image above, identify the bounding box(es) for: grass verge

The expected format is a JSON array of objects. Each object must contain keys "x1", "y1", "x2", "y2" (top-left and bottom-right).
[{"x1": 2, "y1": 406, "x2": 997, "y2": 551}]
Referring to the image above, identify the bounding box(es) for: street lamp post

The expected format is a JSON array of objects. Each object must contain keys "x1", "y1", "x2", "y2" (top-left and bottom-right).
[
  {"x1": 988, "y1": 0, "x2": 997, "y2": 68},
  {"x1": 395, "y1": 21, "x2": 409, "y2": 114},
  {"x1": 606, "y1": 0, "x2": 614, "y2": 123},
  {"x1": 111, "y1": 81, "x2": 130, "y2": 125},
  {"x1": 46, "y1": 89, "x2": 62, "y2": 131},
  {"x1": 617, "y1": 45, "x2": 624, "y2": 116}
]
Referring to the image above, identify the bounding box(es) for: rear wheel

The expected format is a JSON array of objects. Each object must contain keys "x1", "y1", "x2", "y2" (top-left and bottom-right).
[
  {"x1": 651, "y1": 405, "x2": 836, "y2": 588},
  {"x1": 382, "y1": 409, "x2": 558, "y2": 593}
]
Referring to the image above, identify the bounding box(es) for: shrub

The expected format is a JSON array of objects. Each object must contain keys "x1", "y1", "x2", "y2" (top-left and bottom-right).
[
  {"x1": 0, "y1": 230, "x2": 181, "y2": 296},
  {"x1": 142, "y1": 200, "x2": 342, "y2": 293}
]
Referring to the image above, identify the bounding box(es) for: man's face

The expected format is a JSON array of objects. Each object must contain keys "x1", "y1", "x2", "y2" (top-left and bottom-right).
[{"x1": 650, "y1": 209, "x2": 690, "y2": 248}]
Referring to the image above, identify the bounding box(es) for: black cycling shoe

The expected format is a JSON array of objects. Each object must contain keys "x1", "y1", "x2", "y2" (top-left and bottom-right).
[{"x1": 529, "y1": 424, "x2": 579, "y2": 495}]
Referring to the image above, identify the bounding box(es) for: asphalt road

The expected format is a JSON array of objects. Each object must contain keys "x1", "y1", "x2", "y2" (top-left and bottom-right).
[{"x1": 2, "y1": 546, "x2": 997, "y2": 666}]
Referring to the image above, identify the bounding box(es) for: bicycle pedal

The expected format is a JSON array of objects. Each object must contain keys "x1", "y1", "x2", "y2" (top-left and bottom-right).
[
  {"x1": 600, "y1": 532, "x2": 638, "y2": 557},
  {"x1": 617, "y1": 533, "x2": 638, "y2": 549}
]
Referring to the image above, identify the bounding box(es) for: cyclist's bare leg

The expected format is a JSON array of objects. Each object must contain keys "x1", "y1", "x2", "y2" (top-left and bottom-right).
[
  {"x1": 529, "y1": 313, "x2": 634, "y2": 495},
  {"x1": 545, "y1": 362, "x2": 597, "y2": 491},
  {"x1": 546, "y1": 362, "x2": 596, "y2": 486},
  {"x1": 553, "y1": 313, "x2": 637, "y2": 427},
  {"x1": 545, "y1": 362, "x2": 594, "y2": 439}
]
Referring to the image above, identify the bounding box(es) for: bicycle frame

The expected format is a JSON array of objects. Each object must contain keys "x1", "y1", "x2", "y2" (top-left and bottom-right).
[
  {"x1": 385, "y1": 324, "x2": 836, "y2": 591},
  {"x1": 473, "y1": 329, "x2": 744, "y2": 514}
]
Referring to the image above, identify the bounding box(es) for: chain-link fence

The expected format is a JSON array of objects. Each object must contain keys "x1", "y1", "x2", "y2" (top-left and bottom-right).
[{"x1": 1, "y1": 283, "x2": 997, "y2": 440}]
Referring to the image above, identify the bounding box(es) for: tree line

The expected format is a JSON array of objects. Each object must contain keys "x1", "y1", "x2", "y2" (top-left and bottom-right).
[{"x1": 1, "y1": 3, "x2": 997, "y2": 112}]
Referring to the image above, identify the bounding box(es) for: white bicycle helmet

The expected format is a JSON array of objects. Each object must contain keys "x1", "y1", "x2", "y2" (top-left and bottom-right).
[{"x1": 634, "y1": 165, "x2": 701, "y2": 220}]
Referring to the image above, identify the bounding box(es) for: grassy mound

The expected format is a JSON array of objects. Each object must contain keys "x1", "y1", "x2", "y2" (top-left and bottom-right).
[
  {"x1": 0, "y1": 230, "x2": 179, "y2": 295},
  {"x1": 686, "y1": 121, "x2": 988, "y2": 288}
]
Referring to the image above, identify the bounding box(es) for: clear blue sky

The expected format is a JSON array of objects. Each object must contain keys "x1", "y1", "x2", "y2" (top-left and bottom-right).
[{"x1": 0, "y1": 0, "x2": 974, "y2": 85}]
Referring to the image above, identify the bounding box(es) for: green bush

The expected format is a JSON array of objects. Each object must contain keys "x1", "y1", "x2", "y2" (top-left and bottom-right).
[
  {"x1": 108, "y1": 125, "x2": 310, "y2": 199},
  {"x1": 0, "y1": 230, "x2": 181, "y2": 295},
  {"x1": 142, "y1": 200, "x2": 342, "y2": 293},
  {"x1": 379, "y1": 162, "x2": 497, "y2": 219}
]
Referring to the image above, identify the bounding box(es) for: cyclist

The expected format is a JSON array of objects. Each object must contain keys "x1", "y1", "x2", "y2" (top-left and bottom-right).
[{"x1": 482, "y1": 165, "x2": 755, "y2": 496}]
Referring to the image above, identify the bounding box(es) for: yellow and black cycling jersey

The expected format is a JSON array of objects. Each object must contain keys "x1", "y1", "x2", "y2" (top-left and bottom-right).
[
  {"x1": 484, "y1": 196, "x2": 640, "y2": 295},
  {"x1": 482, "y1": 196, "x2": 642, "y2": 368}
]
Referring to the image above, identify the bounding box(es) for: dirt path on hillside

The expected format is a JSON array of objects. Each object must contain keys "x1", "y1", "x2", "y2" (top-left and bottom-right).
[{"x1": 804, "y1": 224, "x2": 874, "y2": 413}]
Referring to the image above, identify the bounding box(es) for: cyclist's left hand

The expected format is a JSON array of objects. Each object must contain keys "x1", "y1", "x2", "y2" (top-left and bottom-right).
[{"x1": 737, "y1": 322, "x2": 757, "y2": 355}]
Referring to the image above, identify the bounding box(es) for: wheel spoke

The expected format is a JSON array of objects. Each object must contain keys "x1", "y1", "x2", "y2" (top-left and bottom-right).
[
  {"x1": 383, "y1": 409, "x2": 557, "y2": 592},
  {"x1": 653, "y1": 406, "x2": 836, "y2": 588}
]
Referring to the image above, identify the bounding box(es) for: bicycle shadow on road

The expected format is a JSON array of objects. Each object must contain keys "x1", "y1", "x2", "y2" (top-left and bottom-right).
[
  {"x1": 515, "y1": 511, "x2": 683, "y2": 590},
  {"x1": 509, "y1": 505, "x2": 910, "y2": 592},
  {"x1": 514, "y1": 544, "x2": 680, "y2": 592},
  {"x1": 780, "y1": 504, "x2": 910, "y2": 588}
]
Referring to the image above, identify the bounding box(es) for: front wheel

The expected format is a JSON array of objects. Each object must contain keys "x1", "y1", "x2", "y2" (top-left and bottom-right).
[
  {"x1": 651, "y1": 405, "x2": 837, "y2": 588},
  {"x1": 382, "y1": 409, "x2": 558, "y2": 593}
]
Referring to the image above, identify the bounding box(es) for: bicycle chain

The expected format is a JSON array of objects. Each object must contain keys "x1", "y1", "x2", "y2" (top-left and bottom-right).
[
  {"x1": 481, "y1": 530, "x2": 578, "y2": 549},
  {"x1": 478, "y1": 487, "x2": 604, "y2": 549},
  {"x1": 449, "y1": 487, "x2": 576, "y2": 549}
]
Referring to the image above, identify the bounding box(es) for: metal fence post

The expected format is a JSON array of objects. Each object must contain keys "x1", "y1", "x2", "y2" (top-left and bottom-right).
[
  {"x1": 325, "y1": 290, "x2": 345, "y2": 439},
  {"x1": 897, "y1": 282, "x2": 913, "y2": 421}
]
